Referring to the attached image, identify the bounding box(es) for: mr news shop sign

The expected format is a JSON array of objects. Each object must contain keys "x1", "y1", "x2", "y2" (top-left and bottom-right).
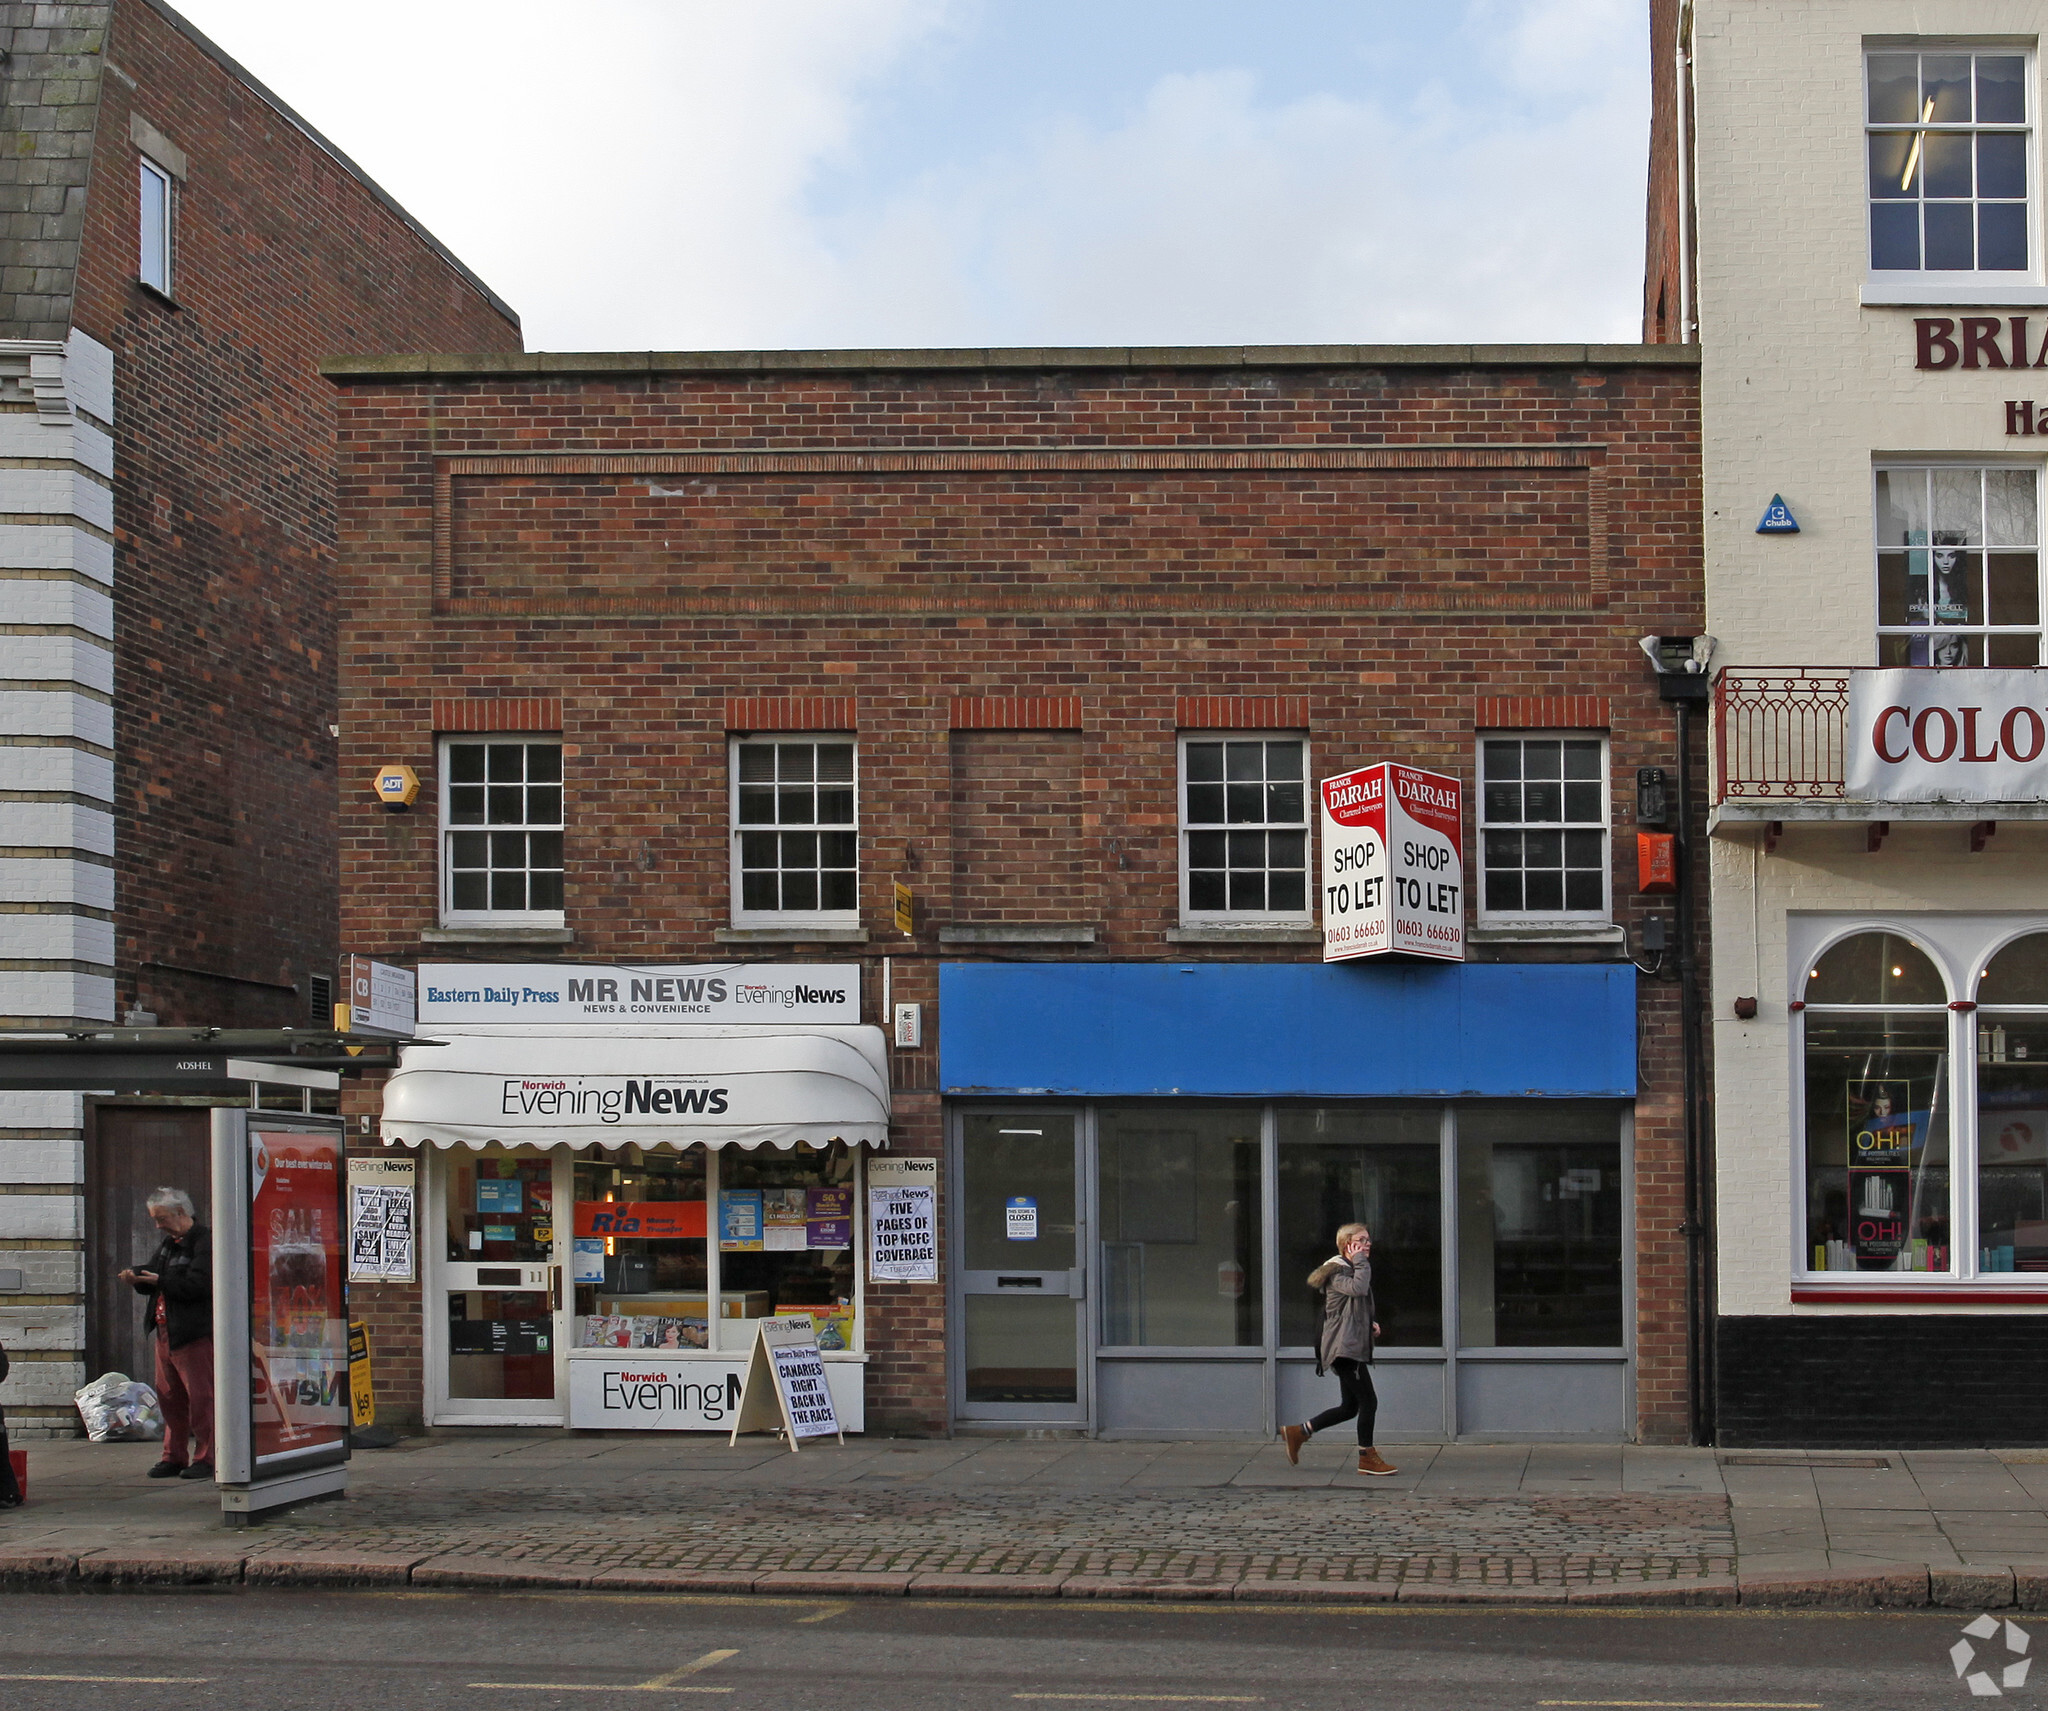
[{"x1": 1318, "y1": 762, "x2": 1465, "y2": 963}]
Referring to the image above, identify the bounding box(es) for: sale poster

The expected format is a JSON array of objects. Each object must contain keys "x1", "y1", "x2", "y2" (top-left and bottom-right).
[{"x1": 249, "y1": 1127, "x2": 348, "y2": 1467}]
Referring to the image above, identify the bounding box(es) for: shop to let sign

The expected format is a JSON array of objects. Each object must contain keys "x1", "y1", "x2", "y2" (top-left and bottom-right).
[
  {"x1": 867, "y1": 1156, "x2": 937, "y2": 1282},
  {"x1": 1319, "y1": 762, "x2": 1465, "y2": 962},
  {"x1": 1846, "y1": 668, "x2": 2048, "y2": 802}
]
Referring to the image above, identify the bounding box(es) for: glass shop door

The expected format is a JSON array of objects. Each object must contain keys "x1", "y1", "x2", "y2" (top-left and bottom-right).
[
  {"x1": 954, "y1": 1111, "x2": 1087, "y2": 1424},
  {"x1": 431, "y1": 1144, "x2": 569, "y2": 1425}
]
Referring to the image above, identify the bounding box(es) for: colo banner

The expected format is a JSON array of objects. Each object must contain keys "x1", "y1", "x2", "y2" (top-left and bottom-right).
[
  {"x1": 867, "y1": 1156, "x2": 938, "y2": 1282},
  {"x1": 417, "y1": 963, "x2": 858, "y2": 1024},
  {"x1": 1846, "y1": 668, "x2": 2048, "y2": 802},
  {"x1": 1319, "y1": 762, "x2": 1465, "y2": 962}
]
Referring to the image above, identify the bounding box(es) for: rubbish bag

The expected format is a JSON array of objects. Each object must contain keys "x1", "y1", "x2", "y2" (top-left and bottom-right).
[{"x1": 74, "y1": 1371, "x2": 163, "y2": 1442}]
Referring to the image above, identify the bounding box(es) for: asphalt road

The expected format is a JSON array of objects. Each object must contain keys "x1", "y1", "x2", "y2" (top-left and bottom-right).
[{"x1": 0, "y1": 1589, "x2": 2020, "y2": 1709}]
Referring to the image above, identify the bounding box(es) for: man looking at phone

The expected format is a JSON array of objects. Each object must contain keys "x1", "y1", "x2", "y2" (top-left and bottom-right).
[{"x1": 118, "y1": 1187, "x2": 214, "y2": 1481}]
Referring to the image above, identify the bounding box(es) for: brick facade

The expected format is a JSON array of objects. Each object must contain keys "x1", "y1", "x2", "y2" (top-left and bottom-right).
[
  {"x1": 331, "y1": 345, "x2": 1705, "y2": 1442},
  {"x1": 0, "y1": 0, "x2": 517, "y2": 1435}
]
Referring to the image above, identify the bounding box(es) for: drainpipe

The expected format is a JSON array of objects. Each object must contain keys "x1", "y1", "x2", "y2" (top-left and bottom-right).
[{"x1": 1675, "y1": 0, "x2": 1698, "y2": 343}]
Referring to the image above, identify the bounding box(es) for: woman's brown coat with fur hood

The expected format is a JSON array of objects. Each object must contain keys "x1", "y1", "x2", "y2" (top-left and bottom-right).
[{"x1": 1308, "y1": 1254, "x2": 1375, "y2": 1374}]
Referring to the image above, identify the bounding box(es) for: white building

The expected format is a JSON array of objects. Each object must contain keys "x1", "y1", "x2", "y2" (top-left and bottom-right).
[{"x1": 1659, "y1": 0, "x2": 2048, "y2": 1442}]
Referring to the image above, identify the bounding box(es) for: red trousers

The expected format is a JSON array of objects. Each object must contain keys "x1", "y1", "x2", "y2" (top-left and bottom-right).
[{"x1": 153, "y1": 1331, "x2": 214, "y2": 1467}]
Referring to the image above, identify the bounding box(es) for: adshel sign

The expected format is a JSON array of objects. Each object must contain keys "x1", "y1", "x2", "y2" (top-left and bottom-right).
[{"x1": 1319, "y1": 761, "x2": 1465, "y2": 963}]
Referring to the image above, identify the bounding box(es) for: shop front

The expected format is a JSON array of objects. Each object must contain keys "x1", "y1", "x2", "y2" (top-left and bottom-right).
[
  {"x1": 940, "y1": 961, "x2": 1640, "y2": 1441},
  {"x1": 378, "y1": 966, "x2": 888, "y2": 1432}
]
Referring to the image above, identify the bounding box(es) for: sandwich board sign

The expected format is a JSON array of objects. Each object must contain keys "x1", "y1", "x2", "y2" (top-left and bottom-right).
[
  {"x1": 1318, "y1": 762, "x2": 1465, "y2": 963},
  {"x1": 727, "y1": 1314, "x2": 843, "y2": 1451}
]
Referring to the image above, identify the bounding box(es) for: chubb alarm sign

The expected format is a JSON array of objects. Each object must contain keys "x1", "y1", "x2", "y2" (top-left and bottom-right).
[{"x1": 1319, "y1": 762, "x2": 1465, "y2": 963}]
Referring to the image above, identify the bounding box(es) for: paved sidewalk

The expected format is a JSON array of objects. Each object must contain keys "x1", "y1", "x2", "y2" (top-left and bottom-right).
[{"x1": 5, "y1": 1432, "x2": 2048, "y2": 1606}]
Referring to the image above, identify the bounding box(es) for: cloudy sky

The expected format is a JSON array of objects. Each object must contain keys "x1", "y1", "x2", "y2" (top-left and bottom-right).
[{"x1": 170, "y1": 0, "x2": 1650, "y2": 353}]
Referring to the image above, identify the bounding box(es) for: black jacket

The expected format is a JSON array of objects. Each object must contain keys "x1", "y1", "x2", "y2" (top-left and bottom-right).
[{"x1": 132, "y1": 1222, "x2": 213, "y2": 1349}]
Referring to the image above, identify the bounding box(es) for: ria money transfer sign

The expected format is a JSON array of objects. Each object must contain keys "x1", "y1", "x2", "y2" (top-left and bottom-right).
[{"x1": 1319, "y1": 762, "x2": 1465, "y2": 963}]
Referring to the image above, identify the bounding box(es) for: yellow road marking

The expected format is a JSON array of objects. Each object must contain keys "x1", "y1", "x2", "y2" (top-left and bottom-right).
[
  {"x1": 795, "y1": 1602, "x2": 849, "y2": 1623},
  {"x1": 473, "y1": 1647, "x2": 740, "y2": 1693},
  {"x1": 0, "y1": 1677, "x2": 211, "y2": 1686},
  {"x1": 1013, "y1": 1698, "x2": 1262, "y2": 1705},
  {"x1": 1539, "y1": 1703, "x2": 1824, "y2": 1708}
]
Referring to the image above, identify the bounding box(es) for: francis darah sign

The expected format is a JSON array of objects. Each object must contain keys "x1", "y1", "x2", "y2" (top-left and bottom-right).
[
  {"x1": 1318, "y1": 762, "x2": 1465, "y2": 963},
  {"x1": 416, "y1": 963, "x2": 858, "y2": 1025}
]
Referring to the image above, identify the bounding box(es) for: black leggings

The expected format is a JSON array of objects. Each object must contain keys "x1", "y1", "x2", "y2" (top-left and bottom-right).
[{"x1": 1307, "y1": 1357, "x2": 1377, "y2": 1447}]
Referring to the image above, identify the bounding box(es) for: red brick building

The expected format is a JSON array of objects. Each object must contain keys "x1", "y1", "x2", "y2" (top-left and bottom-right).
[
  {"x1": 329, "y1": 344, "x2": 1704, "y2": 1443},
  {"x1": 0, "y1": 0, "x2": 520, "y2": 1433}
]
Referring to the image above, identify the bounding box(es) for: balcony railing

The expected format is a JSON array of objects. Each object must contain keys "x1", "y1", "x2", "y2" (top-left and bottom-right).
[{"x1": 1713, "y1": 669, "x2": 1849, "y2": 802}]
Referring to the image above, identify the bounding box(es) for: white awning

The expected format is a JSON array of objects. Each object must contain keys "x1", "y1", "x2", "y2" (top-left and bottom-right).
[{"x1": 381, "y1": 1025, "x2": 890, "y2": 1152}]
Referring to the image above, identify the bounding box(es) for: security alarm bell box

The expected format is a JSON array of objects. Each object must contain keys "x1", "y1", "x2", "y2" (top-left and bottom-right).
[{"x1": 371, "y1": 763, "x2": 420, "y2": 812}]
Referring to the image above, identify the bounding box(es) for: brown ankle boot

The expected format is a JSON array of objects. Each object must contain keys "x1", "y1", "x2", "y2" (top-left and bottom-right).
[
  {"x1": 1357, "y1": 1448, "x2": 1397, "y2": 1476},
  {"x1": 1280, "y1": 1424, "x2": 1309, "y2": 1465}
]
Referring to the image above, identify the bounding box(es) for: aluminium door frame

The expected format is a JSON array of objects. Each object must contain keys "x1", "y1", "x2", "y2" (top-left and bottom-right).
[{"x1": 947, "y1": 1102, "x2": 1092, "y2": 1430}]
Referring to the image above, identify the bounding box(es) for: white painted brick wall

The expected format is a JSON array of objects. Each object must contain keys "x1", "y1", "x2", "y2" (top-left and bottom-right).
[
  {"x1": 0, "y1": 1091, "x2": 86, "y2": 1129},
  {"x1": 0, "y1": 1137, "x2": 83, "y2": 1182},
  {"x1": 0, "y1": 912, "x2": 114, "y2": 964},
  {"x1": 1, "y1": 803, "x2": 113, "y2": 858},
  {"x1": 64, "y1": 328, "x2": 113, "y2": 424},
  {"x1": 0, "y1": 577, "x2": 113, "y2": 638},
  {"x1": 0, "y1": 1193, "x2": 81, "y2": 1239},
  {"x1": 0, "y1": 688, "x2": 113, "y2": 745},
  {"x1": 0, "y1": 1250, "x2": 83, "y2": 1293},
  {"x1": 0, "y1": 1359, "x2": 85, "y2": 1407},
  {"x1": 0, "y1": 747, "x2": 113, "y2": 799},
  {"x1": 0, "y1": 635, "x2": 113, "y2": 693},
  {"x1": 0, "y1": 970, "x2": 113, "y2": 1021},
  {"x1": 0, "y1": 526, "x2": 112, "y2": 584},
  {"x1": 0, "y1": 1306, "x2": 83, "y2": 1350},
  {"x1": 0, "y1": 859, "x2": 116, "y2": 910},
  {"x1": 0, "y1": 467, "x2": 112, "y2": 531},
  {"x1": 0, "y1": 412, "x2": 113, "y2": 478}
]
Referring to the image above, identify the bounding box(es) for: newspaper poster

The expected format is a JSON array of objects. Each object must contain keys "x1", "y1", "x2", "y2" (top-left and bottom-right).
[
  {"x1": 866, "y1": 1156, "x2": 938, "y2": 1283},
  {"x1": 346, "y1": 1155, "x2": 417, "y2": 1282}
]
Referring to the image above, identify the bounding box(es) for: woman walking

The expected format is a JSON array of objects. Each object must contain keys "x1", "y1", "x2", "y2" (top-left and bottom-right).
[{"x1": 1279, "y1": 1223, "x2": 1397, "y2": 1476}]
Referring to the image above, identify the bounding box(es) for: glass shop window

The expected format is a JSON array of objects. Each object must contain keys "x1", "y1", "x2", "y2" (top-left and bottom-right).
[
  {"x1": 1275, "y1": 1105, "x2": 1443, "y2": 1349},
  {"x1": 1457, "y1": 1103, "x2": 1624, "y2": 1348},
  {"x1": 1974, "y1": 933, "x2": 2048, "y2": 1272},
  {"x1": 717, "y1": 1144, "x2": 859, "y2": 1350},
  {"x1": 1802, "y1": 932, "x2": 1953, "y2": 1274},
  {"x1": 444, "y1": 1148, "x2": 558, "y2": 1402},
  {"x1": 1097, "y1": 1105, "x2": 1262, "y2": 1348},
  {"x1": 573, "y1": 1147, "x2": 710, "y2": 1349},
  {"x1": 1875, "y1": 466, "x2": 2041, "y2": 668}
]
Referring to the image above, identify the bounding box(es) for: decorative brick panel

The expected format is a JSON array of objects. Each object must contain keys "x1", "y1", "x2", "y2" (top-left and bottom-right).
[
  {"x1": 725, "y1": 697, "x2": 856, "y2": 732},
  {"x1": 1176, "y1": 696, "x2": 1311, "y2": 729},
  {"x1": 1473, "y1": 695, "x2": 1612, "y2": 730},
  {"x1": 949, "y1": 696, "x2": 1082, "y2": 731},
  {"x1": 431, "y1": 697, "x2": 563, "y2": 733}
]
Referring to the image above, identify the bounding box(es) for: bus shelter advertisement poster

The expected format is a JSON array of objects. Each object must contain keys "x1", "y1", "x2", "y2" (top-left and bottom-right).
[{"x1": 249, "y1": 1128, "x2": 348, "y2": 1465}]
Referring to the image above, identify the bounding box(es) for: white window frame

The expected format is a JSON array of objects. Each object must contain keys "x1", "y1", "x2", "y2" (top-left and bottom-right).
[
  {"x1": 728, "y1": 734, "x2": 860, "y2": 929},
  {"x1": 1475, "y1": 731, "x2": 1612, "y2": 926},
  {"x1": 1863, "y1": 42, "x2": 2040, "y2": 288},
  {"x1": 1789, "y1": 914, "x2": 2048, "y2": 1290},
  {"x1": 1873, "y1": 460, "x2": 2044, "y2": 667},
  {"x1": 1176, "y1": 731, "x2": 1313, "y2": 925},
  {"x1": 138, "y1": 155, "x2": 173, "y2": 295},
  {"x1": 437, "y1": 735, "x2": 566, "y2": 928}
]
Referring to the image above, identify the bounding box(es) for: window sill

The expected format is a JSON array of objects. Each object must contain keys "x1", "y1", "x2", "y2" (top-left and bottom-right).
[
  {"x1": 135, "y1": 279, "x2": 181, "y2": 311},
  {"x1": 714, "y1": 926, "x2": 870, "y2": 944},
  {"x1": 939, "y1": 923, "x2": 1097, "y2": 945},
  {"x1": 421, "y1": 925, "x2": 573, "y2": 944},
  {"x1": 1861, "y1": 282, "x2": 2048, "y2": 306},
  {"x1": 1469, "y1": 922, "x2": 1623, "y2": 945},
  {"x1": 1166, "y1": 924, "x2": 1323, "y2": 944},
  {"x1": 1792, "y1": 1285, "x2": 2048, "y2": 1306}
]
